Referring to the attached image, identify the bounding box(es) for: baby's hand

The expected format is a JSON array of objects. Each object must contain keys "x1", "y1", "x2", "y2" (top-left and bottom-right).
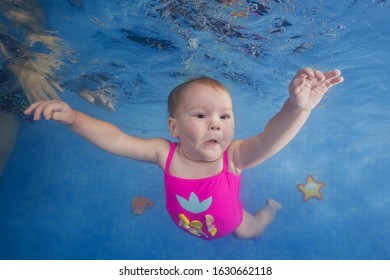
[
  {"x1": 24, "y1": 100, "x2": 77, "y2": 125},
  {"x1": 288, "y1": 68, "x2": 344, "y2": 112}
]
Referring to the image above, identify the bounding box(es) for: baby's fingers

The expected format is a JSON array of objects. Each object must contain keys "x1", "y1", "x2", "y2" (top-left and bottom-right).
[
  {"x1": 32, "y1": 101, "x2": 54, "y2": 121},
  {"x1": 40, "y1": 100, "x2": 67, "y2": 120},
  {"x1": 289, "y1": 77, "x2": 306, "y2": 95},
  {"x1": 324, "y1": 70, "x2": 343, "y2": 88},
  {"x1": 25, "y1": 100, "x2": 57, "y2": 121},
  {"x1": 323, "y1": 69, "x2": 342, "y2": 80},
  {"x1": 294, "y1": 67, "x2": 315, "y2": 79},
  {"x1": 313, "y1": 70, "x2": 325, "y2": 82},
  {"x1": 24, "y1": 100, "x2": 47, "y2": 116},
  {"x1": 326, "y1": 76, "x2": 344, "y2": 88}
]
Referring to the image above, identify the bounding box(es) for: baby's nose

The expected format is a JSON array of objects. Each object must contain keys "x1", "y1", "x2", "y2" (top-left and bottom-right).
[{"x1": 209, "y1": 121, "x2": 221, "y2": 130}]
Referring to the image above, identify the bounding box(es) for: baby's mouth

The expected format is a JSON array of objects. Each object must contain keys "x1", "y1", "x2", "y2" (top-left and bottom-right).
[{"x1": 205, "y1": 139, "x2": 218, "y2": 144}]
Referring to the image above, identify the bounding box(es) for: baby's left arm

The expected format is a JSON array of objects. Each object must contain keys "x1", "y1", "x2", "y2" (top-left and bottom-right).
[{"x1": 231, "y1": 68, "x2": 343, "y2": 171}]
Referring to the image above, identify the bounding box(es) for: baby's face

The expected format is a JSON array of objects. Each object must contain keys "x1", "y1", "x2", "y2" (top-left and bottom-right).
[{"x1": 169, "y1": 82, "x2": 235, "y2": 162}]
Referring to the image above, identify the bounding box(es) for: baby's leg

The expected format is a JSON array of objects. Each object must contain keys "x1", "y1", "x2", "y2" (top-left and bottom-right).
[{"x1": 234, "y1": 199, "x2": 282, "y2": 239}]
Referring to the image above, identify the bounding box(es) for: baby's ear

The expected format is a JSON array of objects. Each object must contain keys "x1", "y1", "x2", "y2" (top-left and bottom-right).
[{"x1": 168, "y1": 117, "x2": 179, "y2": 138}]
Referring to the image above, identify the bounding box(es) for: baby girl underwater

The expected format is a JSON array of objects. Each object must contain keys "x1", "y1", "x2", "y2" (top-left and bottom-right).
[{"x1": 25, "y1": 68, "x2": 343, "y2": 240}]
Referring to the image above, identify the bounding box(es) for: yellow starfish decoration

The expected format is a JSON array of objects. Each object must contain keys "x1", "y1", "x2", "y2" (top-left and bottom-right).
[{"x1": 297, "y1": 175, "x2": 325, "y2": 202}]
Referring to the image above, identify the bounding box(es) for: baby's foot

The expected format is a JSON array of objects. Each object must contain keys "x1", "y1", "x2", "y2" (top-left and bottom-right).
[{"x1": 267, "y1": 199, "x2": 283, "y2": 211}]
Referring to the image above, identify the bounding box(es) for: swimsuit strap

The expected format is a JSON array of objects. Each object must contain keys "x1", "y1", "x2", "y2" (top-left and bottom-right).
[
  {"x1": 165, "y1": 142, "x2": 177, "y2": 173},
  {"x1": 222, "y1": 149, "x2": 229, "y2": 172}
]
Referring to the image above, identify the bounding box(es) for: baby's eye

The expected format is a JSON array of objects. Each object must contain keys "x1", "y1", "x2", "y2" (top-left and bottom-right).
[
  {"x1": 195, "y1": 113, "x2": 205, "y2": 119},
  {"x1": 220, "y1": 114, "x2": 231, "y2": 120}
]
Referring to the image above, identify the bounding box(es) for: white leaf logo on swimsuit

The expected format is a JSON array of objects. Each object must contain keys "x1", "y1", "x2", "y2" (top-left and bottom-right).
[{"x1": 176, "y1": 192, "x2": 212, "y2": 214}]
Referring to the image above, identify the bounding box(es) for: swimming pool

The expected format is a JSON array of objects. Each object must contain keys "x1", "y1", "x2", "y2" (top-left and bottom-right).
[{"x1": 0, "y1": 0, "x2": 389, "y2": 260}]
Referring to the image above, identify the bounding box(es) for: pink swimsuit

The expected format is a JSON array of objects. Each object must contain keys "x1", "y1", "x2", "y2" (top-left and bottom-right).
[{"x1": 164, "y1": 142, "x2": 243, "y2": 240}]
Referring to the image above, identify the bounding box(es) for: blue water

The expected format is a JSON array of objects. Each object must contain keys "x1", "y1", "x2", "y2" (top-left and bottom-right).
[{"x1": 0, "y1": 0, "x2": 389, "y2": 259}]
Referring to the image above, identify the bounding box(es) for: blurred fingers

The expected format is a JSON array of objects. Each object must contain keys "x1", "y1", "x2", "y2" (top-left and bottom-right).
[
  {"x1": 295, "y1": 67, "x2": 315, "y2": 79},
  {"x1": 24, "y1": 100, "x2": 46, "y2": 115},
  {"x1": 326, "y1": 76, "x2": 344, "y2": 88},
  {"x1": 43, "y1": 83, "x2": 61, "y2": 100},
  {"x1": 48, "y1": 79, "x2": 63, "y2": 93},
  {"x1": 27, "y1": 100, "x2": 58, "y2": 121},
  {"x1": 313, "y1": 70, "x2": 325, "y2": 82},
  {"x1": 289, "y1": 77, "x2": 306, "y2": 95},
  {"x1": 323, "y1": 69, "x2": 342, "y2": 80}
]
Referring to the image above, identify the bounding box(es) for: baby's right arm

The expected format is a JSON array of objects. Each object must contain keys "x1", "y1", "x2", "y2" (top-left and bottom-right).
[{"x1": 24, "y1": 101, "x2": 169, "y2": 167}]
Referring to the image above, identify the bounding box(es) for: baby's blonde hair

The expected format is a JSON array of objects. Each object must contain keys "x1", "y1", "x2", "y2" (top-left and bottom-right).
[{"x1": 168, "y1": 77, "x2": 229, "y2": 117}]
